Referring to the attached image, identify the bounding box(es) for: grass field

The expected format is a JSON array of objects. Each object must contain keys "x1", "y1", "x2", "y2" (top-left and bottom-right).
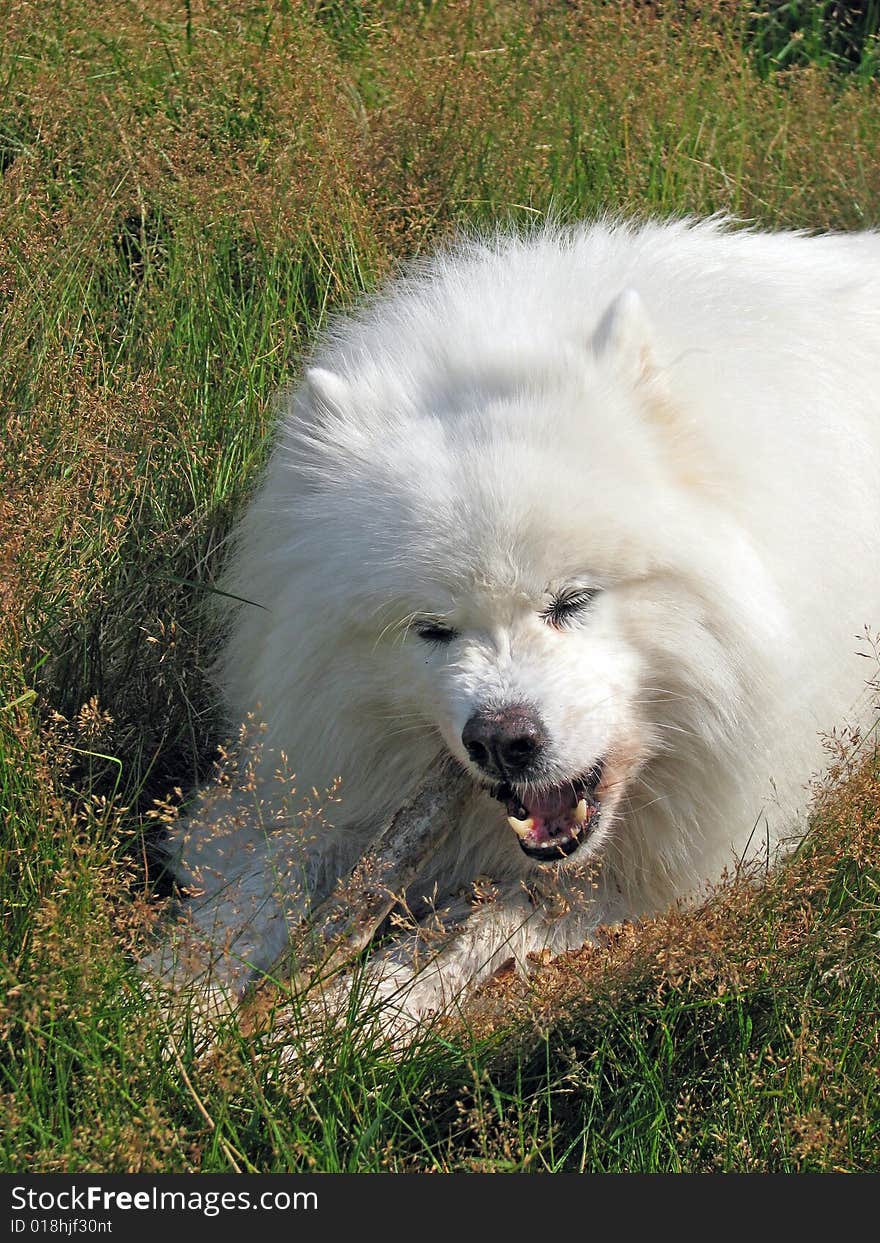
[{"x1": 2, "y1": 0, "x2": 880, "y2": 1172}]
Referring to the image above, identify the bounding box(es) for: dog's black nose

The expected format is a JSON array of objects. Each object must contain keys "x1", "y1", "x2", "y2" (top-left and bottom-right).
[{"x1": 461, "y1": 705, "x2": 545, "y2": 779}]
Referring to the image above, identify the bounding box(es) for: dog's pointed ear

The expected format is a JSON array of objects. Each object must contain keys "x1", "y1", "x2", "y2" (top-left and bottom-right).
[
  {"x1": 591, "y1": 288, "x2": 708, "y2": 487},
  {"x1": 305, "y1": 366, "x2": 351, "y2": 413},
  {"x1": 591, "y1": 289, "x2": 661, "y2": 391}
]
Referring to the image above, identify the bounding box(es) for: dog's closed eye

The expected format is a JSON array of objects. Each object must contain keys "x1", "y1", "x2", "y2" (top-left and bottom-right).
[
  {"x1": 413, "y1": 618, "x2": 458, "y2": 645},
  {"x1": 540, "y1": 588, "x2": 601, "y2": 630}
]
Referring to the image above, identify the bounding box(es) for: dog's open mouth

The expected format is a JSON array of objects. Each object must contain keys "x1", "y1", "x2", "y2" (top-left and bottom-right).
[{"x1": 492, "y1": 761, "x2": 604, "y2": 862}]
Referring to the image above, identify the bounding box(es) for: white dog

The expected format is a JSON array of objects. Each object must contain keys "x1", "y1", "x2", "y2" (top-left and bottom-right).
[{"x1": 152, "y1": 217, "x2": 880, "y2": 1026}]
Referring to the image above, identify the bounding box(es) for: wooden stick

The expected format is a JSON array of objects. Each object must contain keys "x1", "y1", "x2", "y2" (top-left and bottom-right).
[{"x1": 267, "y1": 754, "x2": 472, "y2": 994}]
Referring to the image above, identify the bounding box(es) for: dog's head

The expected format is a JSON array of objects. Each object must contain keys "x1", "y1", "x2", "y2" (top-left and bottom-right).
[{"x1": 290, "y1": 289, "x2": 776, "y2": 867}]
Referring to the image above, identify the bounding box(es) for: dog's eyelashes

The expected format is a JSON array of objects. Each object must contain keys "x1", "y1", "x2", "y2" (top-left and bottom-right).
[
  {"x1": 413, "y1": 592, "x2": 598, "y2": 640},
  {"x1": 540, "y1": 588, "x2": 600, "y2": 629},
  {"x1": 413, "y1": 619, "x2": 458, "y2": 645}
]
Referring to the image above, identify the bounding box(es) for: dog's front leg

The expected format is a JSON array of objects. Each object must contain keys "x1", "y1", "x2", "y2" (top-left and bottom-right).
[
  {"x1": 312, "y1": 874, "x2": 623, "y2": 1041},
  {"x1": 140, "y1": 780, "x2": 367, "y2": 1018}
]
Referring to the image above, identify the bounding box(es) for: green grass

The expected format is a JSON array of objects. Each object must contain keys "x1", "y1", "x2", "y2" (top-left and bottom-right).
[{"x1": 2, "y1": 0, "x2": 880, "y2": 1172}]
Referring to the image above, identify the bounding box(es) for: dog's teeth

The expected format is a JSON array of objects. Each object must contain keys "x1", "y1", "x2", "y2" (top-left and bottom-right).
[
  {"x1": 573, "y1": 798, "x2": 589, "y2": 825},
  {"x1": 506, "y1": 814, "x2": 534, "y2": 837}
]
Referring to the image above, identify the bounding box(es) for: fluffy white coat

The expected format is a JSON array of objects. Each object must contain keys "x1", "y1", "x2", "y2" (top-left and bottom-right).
[{"x1": 154, "y1": 218, "x2": 880, "y2": 1023}]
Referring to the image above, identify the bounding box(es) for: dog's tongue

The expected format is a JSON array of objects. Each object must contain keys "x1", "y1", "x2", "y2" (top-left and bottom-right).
[
  {"x1": 524, "y1": 788, "x2": 577, "y2": 820},
  {"x1": 503, "y1": 784, "x2": 600, "y2": 860}
]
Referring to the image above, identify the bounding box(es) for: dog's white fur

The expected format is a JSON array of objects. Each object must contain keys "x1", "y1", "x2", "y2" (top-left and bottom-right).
[{"x1": 154, "y1": 218, "x2": 880, "y2": 1025}]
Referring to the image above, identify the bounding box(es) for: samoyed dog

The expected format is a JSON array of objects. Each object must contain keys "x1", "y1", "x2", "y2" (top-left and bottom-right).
[{"x1": 152, "y1": 217, "x2": 880, "y2": 1024}]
